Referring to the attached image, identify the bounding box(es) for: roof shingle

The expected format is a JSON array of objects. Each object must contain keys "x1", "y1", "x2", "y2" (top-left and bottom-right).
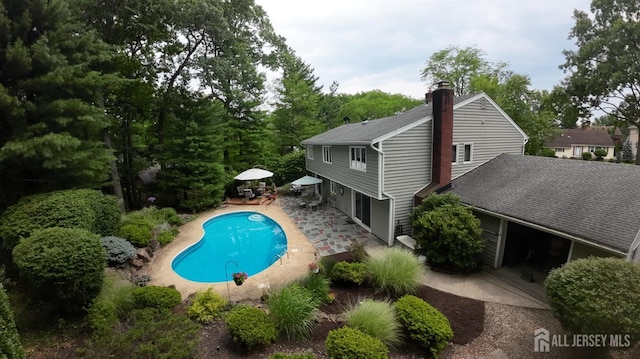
[{"x1": 450, "y1": 154, "x2": 640, "y2": 253}]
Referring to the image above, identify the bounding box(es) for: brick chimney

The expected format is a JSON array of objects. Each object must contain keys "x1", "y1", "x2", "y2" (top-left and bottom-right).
[{"x1": 431, "y1": 81, "x2": 454, "y2": 187}]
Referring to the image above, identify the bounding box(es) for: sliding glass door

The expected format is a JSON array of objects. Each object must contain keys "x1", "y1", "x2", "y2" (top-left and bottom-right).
[{"x1": 354, "y1": 191, "x2": 371, "y2": 227}]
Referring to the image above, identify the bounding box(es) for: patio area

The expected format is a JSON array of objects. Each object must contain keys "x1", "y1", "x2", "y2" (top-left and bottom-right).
[{"x1": 276, "y1": 195, "x2": 384, "y2": 256}]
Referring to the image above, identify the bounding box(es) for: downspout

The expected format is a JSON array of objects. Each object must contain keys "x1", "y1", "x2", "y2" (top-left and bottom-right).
[
  {"x1": 522, "y1": 136, "x2": 529, "y2": 155},
  {"x1": 370, "y1": 142, "x2": 395, "y2": 247},
  {"x1": 626, "y1": 229, "x2": 640, "y2": 262}
]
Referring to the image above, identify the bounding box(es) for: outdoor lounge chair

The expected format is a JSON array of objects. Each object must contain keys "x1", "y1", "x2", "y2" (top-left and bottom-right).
[
  {"x1": 236, "y1": 185, "x2": 245, "y2": 197},
  {"x1": 244, "y1": 188, "x2": 256, "y2": 199}
]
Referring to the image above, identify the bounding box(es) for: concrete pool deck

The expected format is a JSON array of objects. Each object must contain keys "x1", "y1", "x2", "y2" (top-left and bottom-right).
[{"x1": 148, "y1": 202, "x2": 318, "y2": 301}]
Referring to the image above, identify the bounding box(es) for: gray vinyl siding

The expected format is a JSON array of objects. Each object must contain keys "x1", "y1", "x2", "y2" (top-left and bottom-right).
[
  {"x1": 381, "y1": 121, "x2": 432, "y2": 239},
  {"x1": 370, "y1": 198, "x2": 390, "y2": 244},
  {"x1": 570, "y1": 241, "x2": 623, "y2": 261},
  {"x1": 474, "y1": 211, "x2": 500, "y2": 266},
  {"x1": 452, "y1": 98, "x2": 526, "y2": 178},
  {"x1": 305, "y1": 145, "x2": 379, "y2": 198}
]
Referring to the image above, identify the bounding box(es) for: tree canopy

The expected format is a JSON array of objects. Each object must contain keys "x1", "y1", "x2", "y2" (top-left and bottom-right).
[{"x1": 561, "y1": 0, "x2": 640, "y2": 164}]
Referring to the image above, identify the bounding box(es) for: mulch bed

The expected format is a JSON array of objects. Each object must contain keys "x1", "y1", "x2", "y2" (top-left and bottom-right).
[{"x1": 197, "y1": 252, "x2": 485, "y2": 358}]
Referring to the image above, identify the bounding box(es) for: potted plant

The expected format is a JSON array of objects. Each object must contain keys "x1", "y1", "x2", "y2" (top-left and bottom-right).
[
  {"x1": 308, "y1": 262, "x2": 319, "y2": 274},
  {"x1": 232, "y1": 272, "x2": 248, "y2": 286}
]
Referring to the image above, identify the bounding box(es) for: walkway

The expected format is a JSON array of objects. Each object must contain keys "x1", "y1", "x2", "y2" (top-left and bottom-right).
[{"x1": 278, "y1": 195, "x2": 547, "y2": 309}]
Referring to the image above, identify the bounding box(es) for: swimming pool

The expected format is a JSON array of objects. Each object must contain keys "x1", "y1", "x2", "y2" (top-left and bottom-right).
[{"x1": 171, "y1": 211, "x2": 287, "y2": 283}]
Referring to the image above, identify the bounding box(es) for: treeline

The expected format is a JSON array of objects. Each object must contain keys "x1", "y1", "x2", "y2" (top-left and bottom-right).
[{"x1": 0, "y1": 0, "x2": 421, "y2": 213}]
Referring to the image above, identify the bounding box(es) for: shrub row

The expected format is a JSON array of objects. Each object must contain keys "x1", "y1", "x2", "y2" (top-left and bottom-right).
[
  {"x1": 0, "y1": 189, "x2": 120, "y2": 250},
  {"x1": 119, "y1": 207, "x2": 182, "y2": 247}
]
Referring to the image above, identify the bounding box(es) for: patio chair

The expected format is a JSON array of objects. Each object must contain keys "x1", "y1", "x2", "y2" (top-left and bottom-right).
[
  {"x1": 236, "y1": 185, "x2": 245, "y2": 197},
  {"x1": 244, "y1": 188, "x2": 256, "y2": 199},
  {"x1": 308, "y1": 199, "x2": 319, "y2": 211}
]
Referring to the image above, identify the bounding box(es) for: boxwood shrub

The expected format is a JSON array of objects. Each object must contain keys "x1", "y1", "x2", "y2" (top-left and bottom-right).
[
  {"x1": 0, "y1": 189, "x2": 121, "y2": 250},
  {"x1": 226, "y1": 305, "x2": 277, "y2": 350},
  {"x1": 12, "y1": 227, "x2": 106, "y2": 312},
  {"x1": 132, "y1": 286, "x2": 182, "y2": 309},
  {"x1": 325, "y1": 327, "x2": 388, "y2": 359},
  {"x1": 100, "y1": 236, "x2": 136, "y2": 265},
  {"x1": 395, "y1": 295, "x2": 453, "y2": 358},
  {"x1": 331, "y1": 261, "x2": 368, "y2": 285}
]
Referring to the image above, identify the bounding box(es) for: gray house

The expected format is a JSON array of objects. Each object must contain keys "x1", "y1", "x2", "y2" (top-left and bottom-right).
[
  {"x1": 301, "y1": 83, "x2": 528, "y2": 246},
  {"x1": 448, "y1": 153, "x2": 640, "y2": 268}
]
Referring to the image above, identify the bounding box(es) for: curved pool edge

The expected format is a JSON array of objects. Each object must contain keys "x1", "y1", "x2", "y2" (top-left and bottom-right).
[
  {"x1": 170, "y1": 210, "x2": 288, "y2": 283},
  {"x1": 147, "y1": 205, "x2": 317, "y2": 301}
]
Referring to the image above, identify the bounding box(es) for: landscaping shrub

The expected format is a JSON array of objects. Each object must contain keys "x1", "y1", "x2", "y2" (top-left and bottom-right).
[
  {"x1": 83, "y1": 308, "x2": 200, "y2": 359},
  {"x1": 12, "y1": 227, "x2": 106, "y2": 312},
  {"x1": 325, "y1": 327, "x2": 388, "y2": 359},
  {"x1": 331, "y1": 261, "x2": 368, "y2": 285},
  {"x1": 266, "y1": 283, "x2": 317, "y2": 340},
  {"x1": 132, "y1": 286, "x2": 182, "y2": 309},
  {"x1": 297, "y1": 272, "x2": 332, "y2": 305},
  {"x1": 0, "y1": 284, "x2": 25, "y2": 359},
  {"x1": 226, "y1": 305, "x2": 277, "y2": 349},
  {"x1": 100, "y1": 236, "x2": 136, "y2": 265},
  {"x1": 395, "y1": 295, "x2": 453, "y2": 358},
  {"x1": 594, "y1": 148, "x2": 607, "y2": 160},
  {"x1": 187, "y1": 288, "x2": 228, "y2": 324},
  {"x1": 344, "y1": 299, "x2": 403, "y2": 348},
  {"x1": 156, "y1": 207, "x2": 183, "y2": 225},
  {"x1": 0, "y1": 189, "x2": 121, "y2": 250},
  {"x1": 157, "y1": 227, "x2": 179, "y2": 245},
  {"x1": 410, "y1": 192, "x2": 461, "y2": 224},
  {"x1": 86, "y1": 273, "x2": 137, "y2": 337},
  {"x1": 539, "y1": 148, "x2": 557, "y2": 157},
  {"x1": 413, "y1": 204, "x2": 484, "y2": 272},
  {"x1": 367, "y1": 247, "x2": 425, "y2": 297},
  {"x1": 120, "y1": 207, "x2": 183, "y2": 247},
  {"x1": 544, "y1": 257, "x2": 640, "y2": 341},
  {"x1": 582, "y1": 151, "x2": 592, "y2": 160},
  {"x1": 119, "y1": 218, "x2": 154, "y2": 247},
  {"x1": 268, "y1": 353, "x2": 315, "y2": 359}
]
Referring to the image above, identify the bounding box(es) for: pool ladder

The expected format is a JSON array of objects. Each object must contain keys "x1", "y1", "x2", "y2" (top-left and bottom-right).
[{"x1": 271, "y1": 249, "x2": 289, "y2": 266}]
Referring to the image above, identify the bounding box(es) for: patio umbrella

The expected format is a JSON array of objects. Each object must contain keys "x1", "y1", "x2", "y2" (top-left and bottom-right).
[
  {"x1": 291, "y1": 175, "x2": 323, "y2": 186},
  {"x1": 234, "y1": 168, "x2": 274, "y2": 181}
]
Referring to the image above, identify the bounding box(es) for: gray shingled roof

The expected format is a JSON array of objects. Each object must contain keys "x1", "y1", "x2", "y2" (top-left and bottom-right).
[
  {"x1": 301, "y1": 94, "x2": 474, "y2": 145},
  {"x1": 450, "y1": 154, "x2": 640, "y2": 253},
  {"x1": 545, "y1": 128, "x2": 614, "y2": 148}
]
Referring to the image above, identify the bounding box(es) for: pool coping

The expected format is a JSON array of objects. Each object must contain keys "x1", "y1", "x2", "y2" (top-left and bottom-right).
[{"x1": 148, "y1": 203, "x2": 318, "y2": 301}]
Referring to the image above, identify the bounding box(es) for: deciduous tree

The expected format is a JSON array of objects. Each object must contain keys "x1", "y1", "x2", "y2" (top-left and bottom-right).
[{"x1": 561, "y1": 0, "x2": 640, "y2": 164}]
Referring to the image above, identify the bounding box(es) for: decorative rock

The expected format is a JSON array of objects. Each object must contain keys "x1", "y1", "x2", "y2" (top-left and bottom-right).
[
  {"x1": 136, "y1": 248, "x2": 152, "y2": 262},
  {"x1": 130, "y1": 258, "x2": 145, "y2": 269}
]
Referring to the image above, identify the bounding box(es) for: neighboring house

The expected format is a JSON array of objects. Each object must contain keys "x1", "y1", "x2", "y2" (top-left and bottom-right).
[
  {"x1": 448, "y1": 154, "x2": 640, "y2": 268},
  {"x1": 300, "y1": 83, "x2": 528, "y2": 246},
  {"x1": 544, "y1": 128, "x2": 615, "y2": 159},
  {"x1": 629, "y1": 125, "x2": 639, "y2": 158}
]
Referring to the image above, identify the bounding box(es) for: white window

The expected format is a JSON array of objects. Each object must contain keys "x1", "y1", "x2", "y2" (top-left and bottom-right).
[
  {"x1": 350, "y1": 146, "x2": 366, "y2": 171},
  {"x1": 307, "y1": 145, "x2": 314, "y2": 160},
  {"x1": 322, "y1": 146, "x2": 332, "y2": 163},
  {"x1": 463, "y1": 143, "x2": 473, "y2": 163},
  {"x1": 452, "y1": 143, "x2": 459, "y2": 164},
  {"x1": 589, "y1": 146, "x2": 596, "y2": 153},
  {"x1": 330, "y1": 180, "x2": 336, "y2": 195},
  {"x1": 554, "y1": 148, "x2": 564, "y2": 153}
]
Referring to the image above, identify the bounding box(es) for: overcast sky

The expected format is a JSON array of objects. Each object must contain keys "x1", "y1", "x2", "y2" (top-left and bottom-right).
[{"x1": 256, "y1": 0, "x2": 593, "y2": 99}]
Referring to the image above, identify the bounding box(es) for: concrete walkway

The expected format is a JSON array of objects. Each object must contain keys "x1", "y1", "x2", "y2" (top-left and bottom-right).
[{"x1": 278, "y1": 195, "x2": 548, "y2": 309}]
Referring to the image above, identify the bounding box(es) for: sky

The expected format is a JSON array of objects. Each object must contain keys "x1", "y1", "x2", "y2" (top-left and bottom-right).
[{"x1": 255, "y1": 0, "x2": 594, "y2": 99}]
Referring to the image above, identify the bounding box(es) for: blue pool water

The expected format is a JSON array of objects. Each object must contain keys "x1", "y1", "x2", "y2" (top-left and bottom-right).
[{"x1": 171, "y1": 212, "x2": 287, "y2": 283}]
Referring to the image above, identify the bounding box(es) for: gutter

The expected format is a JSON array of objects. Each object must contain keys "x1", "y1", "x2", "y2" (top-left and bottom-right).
[{"x1": 370, "y1": 141, "x2": 395, "y2": 247}]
